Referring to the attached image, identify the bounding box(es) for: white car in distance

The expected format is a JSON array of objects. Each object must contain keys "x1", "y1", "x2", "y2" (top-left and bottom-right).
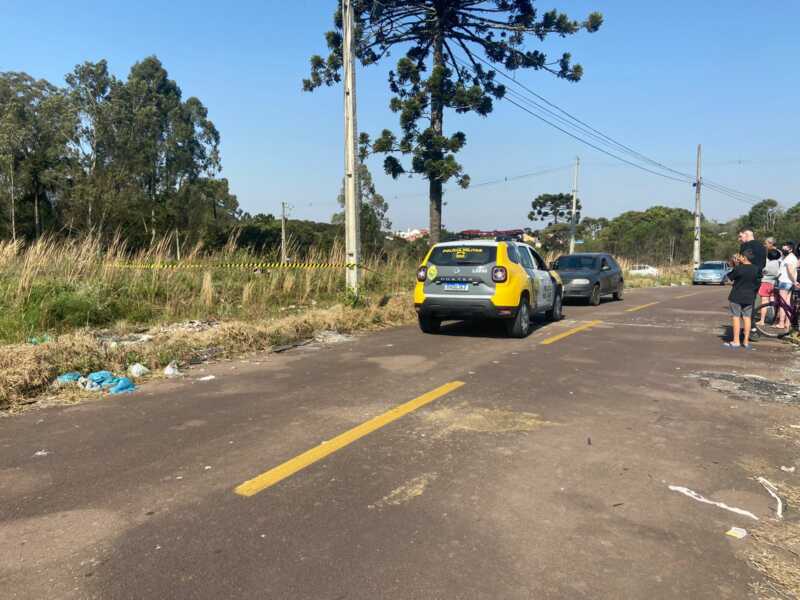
[{"x1": 628, "y1": 264, "x2": 660, "y2": 277}]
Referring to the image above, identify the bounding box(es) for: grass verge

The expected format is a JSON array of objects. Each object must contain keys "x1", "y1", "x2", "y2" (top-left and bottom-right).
[{"x1": 0, "y1": 295, "x2": 416, "y2": 411}]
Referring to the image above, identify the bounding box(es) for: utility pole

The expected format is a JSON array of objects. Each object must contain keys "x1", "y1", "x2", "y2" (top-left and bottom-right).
[
  {"x1": 280, "y1": 201, "x2": 288, "y2": 263},
  {"x1": 342, "y1": 0, "x2": 361, "y2": 294},
  {"x1": 692, "y1": 144, "x2": 702, "y2": 268},
  {"x1": 569, "y1": 156, "x2": 580, "y2": 254}
]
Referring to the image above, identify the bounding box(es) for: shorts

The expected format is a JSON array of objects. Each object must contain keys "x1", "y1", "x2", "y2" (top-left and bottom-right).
[
  {"x1": 759, "y1": 282, "x2": 774, "y2": 296},
  {"x1": 729, "y1": 302, "x2": 753, "y2": 317},
  {"x1": 777, "y1": 281, "x2": 794, "y2": 291}
]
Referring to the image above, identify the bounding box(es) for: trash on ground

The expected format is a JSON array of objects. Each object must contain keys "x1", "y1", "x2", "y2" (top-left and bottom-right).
[
  {"x1": 109, "y1": 378, "x2": 136, "y2": 395},
  {"x1": 56, "y1": 372, "x2": 82, "y2": 385},
  {"x1": 27, "y1": 334, "x2": 53, "y2": 345},
  {"x1": 128, "y1": 363, "x2": 150, "y2": 378},
  {"x1": 667, "y1": 485, "x2": 759, "y2": 521},
  {"x1": 33, "y1": 449, "x2": 51, "y2": 457},
  {"x1": 88, "y1": 371, "x2": 115, "y2": 385},
  {"x1": 780, "y1": 466, "x2": 796, "y2": 473},
  {"x1": 197, "y1": 375, "x2": 216, "y2": 382},
  {"x1": 54, "y1": 369, "x2": 137, "y2": 395},
  {"x1": 164, "y1": 361, "x2": 182, "y2": 378},
  {"x1": 725, "y1": 526, "x2": 748, "y2": 539},
  {"x1": 273, "y1": 339, "x2": 312, "y2": 353},
  {"x1": 203, "y1": 465, "x2": 212, "y2": 470},
  {"x1": 756, "y1": 477, "x2": 784, "y2": 519},
  {"x1": 95, "y1": 332, "x2": 154, "y2": 349},
  {"x1": 313, "y1": 330, "x2": 355, "y2": 345}
]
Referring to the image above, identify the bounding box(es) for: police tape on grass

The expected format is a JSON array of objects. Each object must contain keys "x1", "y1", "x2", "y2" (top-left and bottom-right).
[{"x1": 111, "y1": 261, "x2": 361, "y2": 271}]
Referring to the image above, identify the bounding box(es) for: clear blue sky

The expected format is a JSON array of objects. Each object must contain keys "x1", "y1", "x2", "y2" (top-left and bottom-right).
[{"x1": 2, "y1": 1, "x2": 798, "y2": 231}]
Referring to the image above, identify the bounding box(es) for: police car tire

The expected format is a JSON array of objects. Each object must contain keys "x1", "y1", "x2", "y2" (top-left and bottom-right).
[
  {"x1": 418, "y1": 315, "x2": 441, "y2": 334},
  {"x1": 506, "y1": 296, "x2": 531, "y2": 338},
  {"x1": 546, "y1": 292, "x2": 563, "y2": 322}
]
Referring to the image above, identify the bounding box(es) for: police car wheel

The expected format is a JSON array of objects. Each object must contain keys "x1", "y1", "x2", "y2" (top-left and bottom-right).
[
  {"x1": 506, "y1": 296, "x2": 531, "y2": 338},
  {"x1": 546, "y1": 292, "x2": 563, "y2": 322},
  {"x1": 418, "y1": 315, "x2": 441, "y2": 334}
]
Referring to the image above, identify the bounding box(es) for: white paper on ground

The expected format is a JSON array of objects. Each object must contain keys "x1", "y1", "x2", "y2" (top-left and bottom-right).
[{"x1": 668, "y1": 485, "x2": 759, "y2": 521}]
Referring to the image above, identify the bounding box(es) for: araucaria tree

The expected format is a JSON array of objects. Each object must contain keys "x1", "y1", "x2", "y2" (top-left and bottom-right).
[{"x1": 304, "y1": 1, "x2": 602, "y2": 244}]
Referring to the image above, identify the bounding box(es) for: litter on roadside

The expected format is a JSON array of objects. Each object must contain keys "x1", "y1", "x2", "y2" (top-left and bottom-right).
[
  {"x1": 197, "y1": 375, "x2": 216, "y2": 382},
  {"x1": 27, "y1": 334, "x2": 53, "y2": 345},
  {"x1": 108, "y1": 378, "x2": 136, "y2": 395},
  {"x1": 313, "y1": 330, "x2": 355, "y2": 345},
  {"x1": 54, "y1": 370, "x2": 137, "y2": 395},
  {"x1": 756, "y1": 477, "x2": 783, "y2": 519},
  {"x1": 272, "y1": 339, "x2": 312, "y2": 353},
  {"x1": 667, "y1": 485, "x2": 759, "y2": 521},
  {"x1": 33, "y1": 449, "x2": 51, "y2": 457},
  {"x1": 164, "y1": 361, "x2": 182, "y2": 378},
  {"x1": 128, "y1": 363, "x2": 150, "y2": 378},
  {"x1": 725, "y1": 527, "x2": 748, "y2": 539},
  {"x1": 780, "y1": 466, "x2": 796, "y2": 473},
  {"x1": 56, "y1": 372, "x2": 81, "y2": 385}
]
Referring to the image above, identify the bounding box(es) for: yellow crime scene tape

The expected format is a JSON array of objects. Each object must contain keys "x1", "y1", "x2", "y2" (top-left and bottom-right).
[{"x1": 110, "y1": 261, "x2": 364, "y2": 271}]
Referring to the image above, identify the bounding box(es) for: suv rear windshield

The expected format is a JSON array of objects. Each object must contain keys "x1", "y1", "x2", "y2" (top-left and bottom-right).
[
  {"x1": 555, "y1": 256, "x2": 597, "y2": 270},
  {"x1": 429, "y1": 245, "x2": 497, "y2": 266},
  {"x1": 699, "y1": 262, "x2": 725, "y2": 270}
]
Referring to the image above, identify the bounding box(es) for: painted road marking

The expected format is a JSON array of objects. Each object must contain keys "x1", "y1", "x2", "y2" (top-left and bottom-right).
[
  {"x1": 676, "y1": 292, "x2": 701, "y2": 299},
  {"x1": 540, "y1": 320, "x2": 602, "y2": 345},
  {"x1": 625, "y1": 301, "x2": 659, "y2": 313},
  {"x1": 234, "y1": 381, "x2": 465, "y2": 497}
]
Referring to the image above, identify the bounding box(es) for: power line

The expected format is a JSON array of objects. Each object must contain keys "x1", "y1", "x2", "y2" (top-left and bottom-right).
[
  {"x1": 455, "y1": 54, "x2": 764, "y2": 207},
  {"x1": 390, "y1": 163, "x2": 572, "y2": 199}
]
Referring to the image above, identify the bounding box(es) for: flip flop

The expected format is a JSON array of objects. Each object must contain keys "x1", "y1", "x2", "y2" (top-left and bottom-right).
[
  {"x1": 722, "y1": 342, "x2": 741, "y2": 348},
  {"x1": 742, "y1": 344, "x2": 754, "y2": 350}
]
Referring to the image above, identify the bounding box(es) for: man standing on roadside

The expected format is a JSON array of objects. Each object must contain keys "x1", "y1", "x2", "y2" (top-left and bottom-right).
[
  {"x1": 738, "y1": 229, "x2": 767, "y2": 338},
  {"x1": 738, "y1": 229, "x2": 767, "y2": 278}
]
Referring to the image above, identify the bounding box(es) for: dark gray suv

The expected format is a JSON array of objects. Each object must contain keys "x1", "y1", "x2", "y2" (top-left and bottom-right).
[{"x1": 554, "y1": 253, "x2": 624, "y2": 305}]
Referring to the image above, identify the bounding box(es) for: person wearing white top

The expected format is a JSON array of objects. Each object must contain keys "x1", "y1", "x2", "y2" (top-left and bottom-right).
[{"x1": 776, "y1": 242, "x2": 799, "y2": 329}]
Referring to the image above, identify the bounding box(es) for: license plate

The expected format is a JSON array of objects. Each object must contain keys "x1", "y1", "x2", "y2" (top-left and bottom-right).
[{"x1": 444, "y1": 283, "x2": 469, "y2": 292}]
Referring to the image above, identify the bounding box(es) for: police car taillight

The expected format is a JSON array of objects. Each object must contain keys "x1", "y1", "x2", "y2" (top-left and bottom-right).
[
  {"x1": 416, "y1": 266, "x2": 428, "y2": 282},
  {"x1": 491, "y1": 266, "x2": 507, "y2": 283}
]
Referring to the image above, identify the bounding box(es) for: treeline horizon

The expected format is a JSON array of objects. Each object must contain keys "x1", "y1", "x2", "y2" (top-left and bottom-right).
[{"x1": 2, "y1": 57, "x2": 796, "y2": 264}]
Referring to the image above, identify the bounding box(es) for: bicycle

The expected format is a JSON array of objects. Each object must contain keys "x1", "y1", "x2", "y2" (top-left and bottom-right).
[{"x1": 754, "y1": 287, "x2": 799, "y2": 338}]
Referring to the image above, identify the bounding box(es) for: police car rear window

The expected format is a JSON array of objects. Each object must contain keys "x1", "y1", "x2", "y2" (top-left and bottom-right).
[{"x1": 429, "y1": 246, "x2": 497, "y2": 266}]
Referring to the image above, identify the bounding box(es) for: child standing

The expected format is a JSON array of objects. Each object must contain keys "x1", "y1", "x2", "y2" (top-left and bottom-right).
[{"x1": 725, "y1": 249, "x2": 759, "y2": 349}]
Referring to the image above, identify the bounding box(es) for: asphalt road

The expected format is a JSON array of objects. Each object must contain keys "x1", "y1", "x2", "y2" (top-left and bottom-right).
[{"x1": 2, "y1": 285, "x2": 799, "y2": 599}]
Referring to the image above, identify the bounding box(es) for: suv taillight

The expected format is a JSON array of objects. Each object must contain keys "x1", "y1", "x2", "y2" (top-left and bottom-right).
[
  {"x1": 416, "y1": 266, "x2": 428, "y2": 282},
  {"x1": 491, "y1": 266, "x2": 507, "y2": 283}
]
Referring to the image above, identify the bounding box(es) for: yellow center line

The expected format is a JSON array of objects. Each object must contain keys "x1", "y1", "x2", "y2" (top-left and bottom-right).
[
  {"x1": 675, "y1": 292, "x2": 701, "y2": 299},
  {"x1": 234, "y1": 381, "x2": 465, "y2": 497},
  {"x1": 625, "y1": 301, "x2": 659, "y2": 313},
  {"x1": 540, "y1": 320, "x2": 602, "y2": 345}
]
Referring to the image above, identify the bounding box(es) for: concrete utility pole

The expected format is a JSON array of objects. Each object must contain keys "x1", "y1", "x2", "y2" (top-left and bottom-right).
[
  {"x1": 569, "y1": 156, "x2": 580, "y2": 254},
  {"x1": 693, "y1": 144, "x2": 702, "y2": 268},
  {"x1": 342, "y1": 0, "x2": 361, "y2": 294},
  {"x1": 281, "y1": 201, "x2": 288, "y2": 263}
]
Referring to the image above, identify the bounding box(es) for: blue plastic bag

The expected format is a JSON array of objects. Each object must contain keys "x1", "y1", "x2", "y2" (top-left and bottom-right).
[
  {"x1": 87, "y1": 371, "x2": 115, "y2": 385},
  {"x1": 108, "y1": 378, "x2": 136, "y2": 395},
  {"x1": 56, "y1": 372, "x2": 82, "y2": 384}
]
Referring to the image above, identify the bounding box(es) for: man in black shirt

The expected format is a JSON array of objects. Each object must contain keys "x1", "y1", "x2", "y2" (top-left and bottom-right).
[
  {"x1": 725, "y1": 248, "x2": 759, "y2": 349},
  {"x1": 738, "y1": 229, "x2": 767, "y2": 338}
]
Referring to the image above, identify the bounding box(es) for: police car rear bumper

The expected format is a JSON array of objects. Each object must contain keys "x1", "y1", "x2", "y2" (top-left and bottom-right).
[{"x1": 415, "y1": 297, "x2": 517, "y2": 320}]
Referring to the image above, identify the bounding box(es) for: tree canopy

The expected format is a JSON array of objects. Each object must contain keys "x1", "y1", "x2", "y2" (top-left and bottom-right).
[
  {"x1": 305, "y1": 0, "x2": 602, "y2": 243},
  {"x1": 0, "y1": 58, "x2": 239, "y2": 248},
  {"x1": 528, "y1": 192, "x2": 581, "y2": 226}
]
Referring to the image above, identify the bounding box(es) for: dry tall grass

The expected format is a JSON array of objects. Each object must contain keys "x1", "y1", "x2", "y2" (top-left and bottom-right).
[{"x1": 0, "y1": 234, "x2": 418, "y2": 344}]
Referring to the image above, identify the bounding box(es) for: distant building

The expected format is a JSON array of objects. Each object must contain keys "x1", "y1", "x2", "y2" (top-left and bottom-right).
[{"x1": 394, "y1": 228, "x2": 429, "y2": 242}]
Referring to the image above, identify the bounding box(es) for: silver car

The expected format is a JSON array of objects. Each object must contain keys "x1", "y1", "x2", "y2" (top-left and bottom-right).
[{"x1": 692, "y1": 261, "x2": 731, "y2": 285}]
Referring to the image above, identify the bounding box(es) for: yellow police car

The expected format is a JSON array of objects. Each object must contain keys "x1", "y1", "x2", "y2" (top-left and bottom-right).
[{"x1": 414, "y1": 235, "x2": 563, "y2": 337}]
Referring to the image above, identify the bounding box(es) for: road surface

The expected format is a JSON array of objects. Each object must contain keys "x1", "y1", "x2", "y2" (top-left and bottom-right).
[{"x1": 2, "y1": 285, "x2": 798, "y2": 599}]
